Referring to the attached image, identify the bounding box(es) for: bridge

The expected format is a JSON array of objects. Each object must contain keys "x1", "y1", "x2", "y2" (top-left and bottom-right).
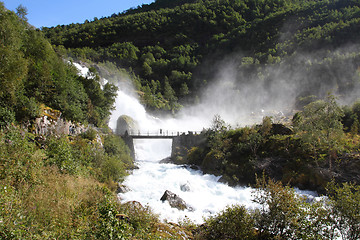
[
  {"x1": 131, "y1": 135, "x2": 175, "y2": 139},
  {"x1": 121, "y1": 130, "x2": 202, "y2": 159},
  {"x1": 125, "y1": 130, "x2": 201, "y2": 139}
]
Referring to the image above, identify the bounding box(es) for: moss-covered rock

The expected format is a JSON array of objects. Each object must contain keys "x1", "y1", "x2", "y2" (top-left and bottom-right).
[{"x1": 115, "y1": 115, "x2": 139, "y2": 135}]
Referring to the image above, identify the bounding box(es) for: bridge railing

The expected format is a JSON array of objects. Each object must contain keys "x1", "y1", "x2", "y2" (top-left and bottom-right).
[{"x1": 128, "y1": 130, "x2": 202, "y2": 137}]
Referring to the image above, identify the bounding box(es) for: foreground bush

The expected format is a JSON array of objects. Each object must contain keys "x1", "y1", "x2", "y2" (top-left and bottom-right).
[
  {"x1": 197, "y1": 205, "x2": 256, "y2": 240},
  {"x1": 327, "y1": 181, "x2": 360, "y2": 240},
  {"x1": 252, "y1": 176, "x2": 335, "y2": 240},
  {"x1": 196, "y1": 175, "x2": 360, "y2": 240}
]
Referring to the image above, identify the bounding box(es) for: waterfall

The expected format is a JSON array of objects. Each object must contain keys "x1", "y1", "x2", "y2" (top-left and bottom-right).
[
  {"x1": 109, "y1": 88, "x2": 260, "y2": 223},
  {"x1": 109, "y1": 88, "x2": 320, "y2": 224},
  {"x1": 74, "y1": 62, "x2": 318, "y2": 224}
]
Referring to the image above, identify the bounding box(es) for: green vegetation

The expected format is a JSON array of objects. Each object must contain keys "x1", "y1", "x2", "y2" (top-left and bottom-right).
[
  {"x1": 2, "y1": 0, "x2": 360, "y2": 238},
  {"x1": 0, "y1": 3, "x2": 195, "y2": 238},
  {"x1": 196, "y1": 204, "x2": 256, "y2": 239},
  {"x1": 0, "y1": 3, "x2": 117, "y2": 127},
  {"x1": 43, "y1": 0, "x2": 360, "y2": 113},
  {"x1": 0, "y1": 126, "x2": 194, "y2": 239},
  {"x1": 184, "y1": 96, "x2": 360, "y2": 192},
  {"x1": 195, "y1": 176, "x2": 360, "y2": 240}
]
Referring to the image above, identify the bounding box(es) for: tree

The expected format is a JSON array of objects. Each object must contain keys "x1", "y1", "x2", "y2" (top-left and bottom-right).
[
  {"x1": 294, "y1": 94, "x2": 344, "y2": 169},
  {"x1": 252, "y1": 175, "x2": 334, "y2": 239},
  {"x1": 327, "y1": 181, "x2": 360, "y2": 240},
  {"x1": 179, "y1": 82, "x2": 189, "y2": 97},
  {"x1": 260, "y1": 116, "x2": 272, "y2": 136},
  {"x1": 210, "y1": 114, "x2": 228, "y2": 132},
  {"x1": 0, "y1": 4, "x2": 27, "y2": 105},
  {"x1": 15, "y1": 4, "x2": 28, "y2": 21},
  {"x1": 163, "y1": 80, "x2": 179, "y2": 113}
]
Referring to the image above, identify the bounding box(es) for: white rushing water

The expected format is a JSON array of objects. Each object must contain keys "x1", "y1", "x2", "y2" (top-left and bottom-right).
[
  {"x1": 109, "y1": 87, "x2": 260, "y2": 223},
  {"x1": 74, "y1": 62, "x2": 318, "y2": 224},
  {"x1": 120, "y1": 139, "x2": 258, "y2": 223},
  {"x1": 109, "y1": 87, "x2": 321, "y2": 224}
]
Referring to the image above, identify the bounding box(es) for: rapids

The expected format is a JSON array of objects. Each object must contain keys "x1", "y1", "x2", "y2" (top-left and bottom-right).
[
  {"x1": 73, "y1": 62, "x2": 318, "y2": 224},
  {"x1": 119, "y1": 139, "x2": 258, "y2": 223},
  {"x1": 109, "y1": 87, "x2": 261, "y2": 223}
]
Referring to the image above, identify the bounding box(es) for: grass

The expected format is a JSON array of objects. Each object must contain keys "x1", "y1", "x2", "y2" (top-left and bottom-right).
[{"x1": 0, "y1": 126, "x2": 193, "y2": 239}]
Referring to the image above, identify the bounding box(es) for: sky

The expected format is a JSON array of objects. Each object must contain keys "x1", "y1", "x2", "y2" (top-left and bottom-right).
[{"x1": 2, "y1": 0, "x2": 155, "y2": 28}]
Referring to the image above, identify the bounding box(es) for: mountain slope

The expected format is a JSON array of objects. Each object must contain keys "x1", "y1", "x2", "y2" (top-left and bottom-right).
[{"x1": 43, "y1": 0, "x2": 360, "y2": 113}]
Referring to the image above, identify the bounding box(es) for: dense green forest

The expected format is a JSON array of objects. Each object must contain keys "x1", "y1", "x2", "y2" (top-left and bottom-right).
[{"x1": 43, "y1": 0, "x2": 360, "y2": 113}]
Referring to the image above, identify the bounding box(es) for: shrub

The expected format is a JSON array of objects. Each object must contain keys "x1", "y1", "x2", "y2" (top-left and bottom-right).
[
  {"x1": 327, "y1": 181, "x2": 360, "y2": 240},
  {"x1": 0, "y1": 106, "x2": 15, "y2": 129},
  {"x1": 187, "y1": 146, "x2": 204, "y2": 165},
  {"x1": 103, "y1": 134, "x2": 133, "y2": 167},
  {"x1": 81, "y1": 127, "x2": 98, "y2": 141},
  {"x1": 197, "y1": 204, "x2": 256, "y2": 240},
  {"x1": 45, "y1": 136, "x2": 79, "y2": 174},
  {"x1": 0, "y1": 127, "x2": 44, "y2": 187},
  {"x1": 99, "y1": 155, "x2": 127, "y2": 183},
  {"x1": 95, "y1": 189, "x2": 131, "y2": 240},
  {"x1": 252, "y1": 175, "x2": 334, "y2": 239}
]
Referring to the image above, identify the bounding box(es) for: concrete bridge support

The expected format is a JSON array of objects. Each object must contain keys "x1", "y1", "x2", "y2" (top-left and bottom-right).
[{"x1": 121, "y1": 131, "x2": 135, "y2": 160}]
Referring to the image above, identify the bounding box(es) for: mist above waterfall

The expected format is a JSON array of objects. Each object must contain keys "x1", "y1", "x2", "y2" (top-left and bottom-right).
[
  {"x1": 74, "y1": 53, "x2": 349, "y2": 225},
  {"x1": 97, "y1": 59, "x2": 325, "y2": 224},
  {"x1": 177, "y1": 46, "x2": 360, "y2": 127}
]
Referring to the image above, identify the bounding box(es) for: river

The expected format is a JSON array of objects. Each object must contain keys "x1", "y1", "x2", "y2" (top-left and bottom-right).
[
  {"x1": 73, "y1": 62, "x2": 317, "y2": 225},
  {"x1": 109, "y1": 88, "x2": 259, "y2": 223}
]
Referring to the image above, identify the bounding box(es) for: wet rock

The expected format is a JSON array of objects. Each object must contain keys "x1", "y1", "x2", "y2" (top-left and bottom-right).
[
  {"x1": 117, "y1": 184, "x2": 131, "y2": 194},
  {"x1": 160, "y1": 190, "x2": 193, "y2": 211},
  {"x1": 180, "y1": 183, "x2": 191, "y2": 192},
  {"x1": 160, "y1": 157, "x2": 172, "y2": 164}
]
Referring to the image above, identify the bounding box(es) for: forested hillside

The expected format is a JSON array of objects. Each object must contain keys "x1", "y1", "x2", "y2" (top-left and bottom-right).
[
  {"x1": 43, "y1": 0, "x2": 360, "y2": 113},
  {"x1": 0, "y1": 3, "x2": 117, "y2": 127},
  {"x1": 0, "y1": 3, "x2": 192, "y2": 238}
]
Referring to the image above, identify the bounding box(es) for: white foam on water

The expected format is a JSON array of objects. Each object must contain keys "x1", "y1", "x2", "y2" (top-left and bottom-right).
[
  {"x1": 71, "y1": 61, "x2": 325, "y2": 229},
  {"x1": 120, "y1": 142, "x2": 258, "y2": 223},
  {"x1": 107, "y1": 84, "x2": 317, "y2": 224},
  {"x1": 108, "y1": 89, "x2": 259, "y2": 223}
]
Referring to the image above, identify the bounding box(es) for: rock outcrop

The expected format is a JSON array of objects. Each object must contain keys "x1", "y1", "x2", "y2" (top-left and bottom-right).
[
  {"x1": 116, "y1": 115, "x2": 139, "y2": 136},
  {"x1": 180, "y1": 183, "x2": 191, "y2": 192},
  {"x1": 117, "y1": 184, "x2": 131, "y2": 194},
  {"x1": 160, "y1": 190, "x2": 193, "y2": 211},
  {"x1": 30, "y1": 106, "x2": 86, "y2": 136}
]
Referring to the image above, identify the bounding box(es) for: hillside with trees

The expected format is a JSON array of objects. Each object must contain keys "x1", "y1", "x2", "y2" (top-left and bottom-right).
[
  {"x1": 43, "y1": 0, "x2": 360, "y2": 113},
  {"x1": 1, "y1": 3, "x2": 184, "y2": 239},
  {"x1": 0, "y1": 3, "x2": 118, "y2": 127}
]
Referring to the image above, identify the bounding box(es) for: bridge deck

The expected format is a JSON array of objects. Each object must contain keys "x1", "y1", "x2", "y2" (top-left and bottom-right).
[{"x1": 130, "y1": 135, "x2": 176, "y2": 139}]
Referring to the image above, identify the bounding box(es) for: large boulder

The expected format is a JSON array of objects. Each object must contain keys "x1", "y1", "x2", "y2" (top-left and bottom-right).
[
  {"x1": 116, "y1": 115, "x2": 139, "y2": 135},
  {"x1": 160, "y1": 190, "x2": 193, "y2": 211}
]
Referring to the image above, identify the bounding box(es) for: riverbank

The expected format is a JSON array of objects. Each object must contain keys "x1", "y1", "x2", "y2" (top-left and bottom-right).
[{"x1": 0, "y1": 125, "x2": 196, "y2": 239}]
